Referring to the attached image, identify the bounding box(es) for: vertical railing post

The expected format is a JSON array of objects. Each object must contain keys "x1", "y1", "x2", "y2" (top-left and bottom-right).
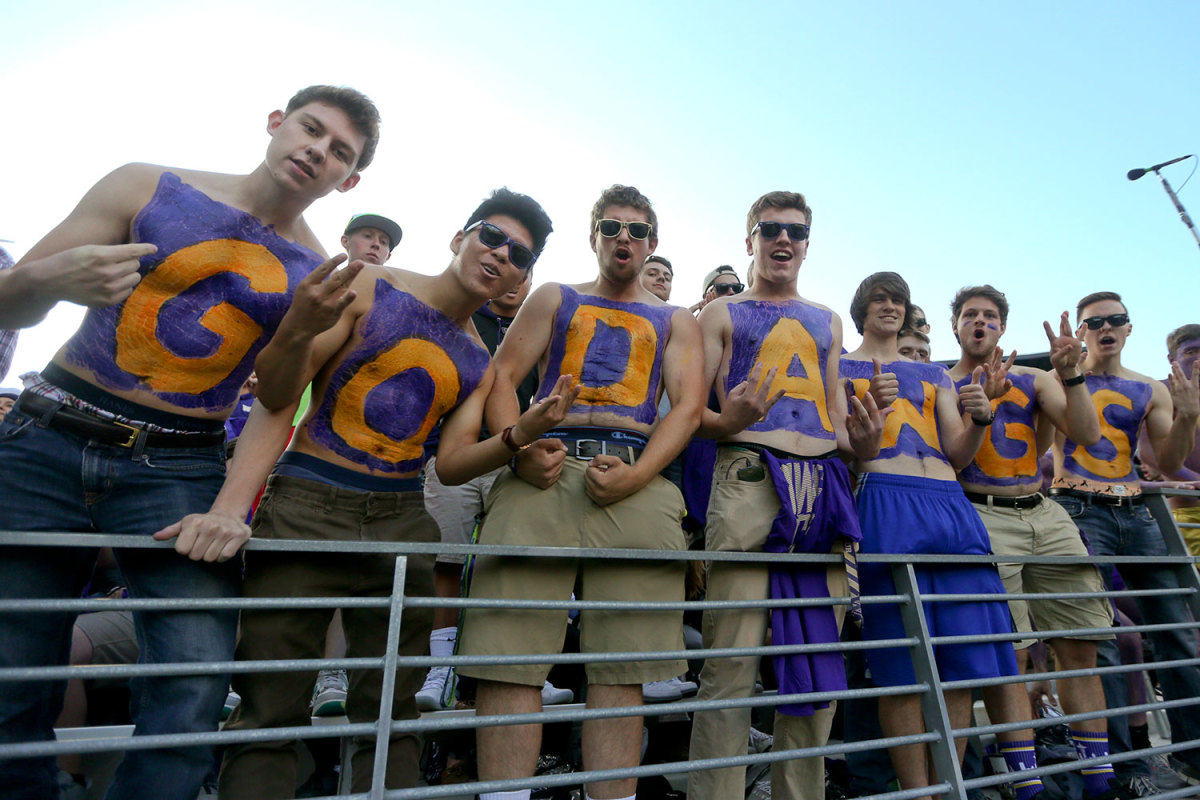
[
  {"x1": 366, "y1": 554, "x2": 409, "y2": 799},
  {"x1": 892, "y1": 561, "x2": 967, "y2": 800}
]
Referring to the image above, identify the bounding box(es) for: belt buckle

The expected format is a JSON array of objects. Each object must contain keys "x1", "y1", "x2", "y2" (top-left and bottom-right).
[
  {"x1": 112, "y1": 420, "x2": 143, "y2": 448},
  {"x1": 574, "y1": 438, "x2": 601, "y2": 460}
]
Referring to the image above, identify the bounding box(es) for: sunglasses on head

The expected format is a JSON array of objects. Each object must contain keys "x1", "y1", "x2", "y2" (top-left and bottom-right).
[
  {"x1": 1081, "y1": 314, "x2": 1130, "y2": 330},
  {"x1": 752, "y1": 220, "x2": 810, "y2": 242},
  {"x1": 595, "y1": 219, "x2": 654, "y2": 240},
  {"x1": 711, "y1": 282, "x2": 744, "y2": 296},
  {"x1": 464, "y1": 220, "x2": 537, "y2": 270}
]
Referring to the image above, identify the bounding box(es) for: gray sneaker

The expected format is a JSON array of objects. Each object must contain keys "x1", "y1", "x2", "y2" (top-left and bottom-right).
[
  {"x1": 311, "y1": 669, "x2": 348, "y2": 717},
  {"x1": 748, "y1": 726, "x2": 774, "y2": 754}
]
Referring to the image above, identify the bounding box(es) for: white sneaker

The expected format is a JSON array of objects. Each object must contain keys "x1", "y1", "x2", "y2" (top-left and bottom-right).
[
  {"x1": 221, "y1": 688, "x2": 241, "y2": 721},
  {"x1": 642, "y1": 676, "x2": 698, "y2": 703},
  {"x1": 748, "y1": 726, "x2": 774, "y2": 753},
  {"x1": 311, "y1": 669, "x2": 348, "y2": 717},
  {"x1": 541, "y1": 680, "x2": 573, "y2": 705},
  {"x1": 416, "y1": 665, "x2": 455, "y2": 712}
]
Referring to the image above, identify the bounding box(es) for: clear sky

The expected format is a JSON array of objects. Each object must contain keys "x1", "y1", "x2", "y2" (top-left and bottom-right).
[{"x1": 3, "y1": 0, "x2": 1198, "y2": 384}]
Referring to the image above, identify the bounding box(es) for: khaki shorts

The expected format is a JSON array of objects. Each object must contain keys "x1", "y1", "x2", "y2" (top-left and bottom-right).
[
  {"x1": 422, "y1": 456, "x2": 503, "y2": 566},
  {"x1": 458, "y1": 457, "x2": 687, "y2": 686},
  {"x1": 972, "y1": 496, "x2": 1113, "y2": 649}
]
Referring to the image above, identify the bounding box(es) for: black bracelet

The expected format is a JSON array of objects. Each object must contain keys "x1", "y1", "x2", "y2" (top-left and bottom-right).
[
  {"x1": 1062, "y1": 373, "x2": 1086, "y2": 387},
  {"x1": 972, "y1": 412, "x2": 994, "y2": 427}
]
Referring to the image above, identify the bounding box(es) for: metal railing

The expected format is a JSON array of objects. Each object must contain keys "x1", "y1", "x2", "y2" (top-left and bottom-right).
[{"x1": 2, "y1": 488, "x2": 1200, "y2": 800}]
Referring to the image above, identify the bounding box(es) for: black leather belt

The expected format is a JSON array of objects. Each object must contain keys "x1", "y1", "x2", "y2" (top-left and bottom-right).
[
  {"x1": 565, "y1": 437, "x2": 641, "y2": 466},
  {"x1": 1049, "y1": 487, "x2": 1146, "y2": 507},
  {"x1": 16, "y1": 393, "x2": 226, "y2": 450},
  {"x1": 964, "y1": 490, "x2": 1043, "y2": 510}
]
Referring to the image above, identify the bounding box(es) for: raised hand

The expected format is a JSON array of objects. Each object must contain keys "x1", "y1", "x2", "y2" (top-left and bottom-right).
[
  {"x1": 1044, "y1": 311, "x2": 1084, "y2": 375},
  {"x1": 722, "y1": 362, "x2": 785, "y2": 433},
  {"x1": 279, "y1": 255, "x2": 365, "y2": 338},
  {"x1": 846, "y1": 379, "x2": 893, "y2": 459},
  {"x1": 512, "y1": 375, "x2": 581, "y2": 444},
  {"x1": 960, "y1": 366, "x2": 993, "y2": 423},
  {"x1": 982, "y1": 347, "x2": 1016, "y2": 399},
  {"x1": 1168, "y1": 360, "x2": 1200, "y2": 420},
  {"x1": 868, "y1": 358, "x2": 898, "y2": 408}
]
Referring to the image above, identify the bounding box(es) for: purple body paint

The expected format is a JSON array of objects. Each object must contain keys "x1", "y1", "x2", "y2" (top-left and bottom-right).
[
  {"x1": 1062, "y1": 374, "x2": 1152, "y2": 483},
  {"x1": 62, "y1": 173, "x2": 323, "y2": 413},
  {"x1": 306, "y1": 280, "x2": 490, "y2": 474},
  {"x1": 957, "y1": 371, "x2": 1039, "y2": 487},
  {"x1": 536, "y1": 285, "x2": 673, "y2": 425},
  {"x1": 726, "y1": 300, "x2": 835, "y2": 439},
  {"x1": 841, "y1": 358, "x2": 951, "y2": 463}
]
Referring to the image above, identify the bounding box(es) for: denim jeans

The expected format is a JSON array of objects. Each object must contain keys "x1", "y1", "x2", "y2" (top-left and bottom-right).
[
  {"x1": 1053, "y1": 495, "x2": 1200, "y2": 777},
  {"x1": 0, "y1": 407, "x2": 239, "y2": 800}
]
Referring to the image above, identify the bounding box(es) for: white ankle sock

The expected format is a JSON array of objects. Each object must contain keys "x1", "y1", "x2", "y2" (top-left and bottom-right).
[{"x1": 429, "y1": 626, "x2": 457, "y2": 659}]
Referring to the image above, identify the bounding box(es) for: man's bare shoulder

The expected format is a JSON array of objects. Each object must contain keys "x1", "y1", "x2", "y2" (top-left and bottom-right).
[{"x1": 1110, "y1": 366, "x2": 1157, "y2": 386}]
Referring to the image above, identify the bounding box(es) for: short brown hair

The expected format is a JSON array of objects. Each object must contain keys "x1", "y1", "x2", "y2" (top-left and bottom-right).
[
  {"x1": 285, "y1": 85, "x2": 381, "y2": 171},
  {"x1": 899, "y1": 327, "x2": 930, "y2": 345},
  {"x1": 590, "y1": 185, "x2": 657, "y2": 237},
  {"x1": 850, "y1": 272, "x2": 911, "y2": 335},
  {"x1": 1075, "y1": 291, "x2": 1125, "y2": 322},
  {"x1": 951, "y1": 285, "x2": 1009, "y2": 336},
  {"x1": 1167, "y1": 324, "x2": 1200, "y2": 358},
  {"x1": 746, "y1": 191, "x2": 812, "y2": 235}
]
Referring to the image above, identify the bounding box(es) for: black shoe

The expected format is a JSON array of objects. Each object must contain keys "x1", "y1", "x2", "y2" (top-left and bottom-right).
[{"x1": 1084, "y1": 777, "x2": 1139, "y2": 800}]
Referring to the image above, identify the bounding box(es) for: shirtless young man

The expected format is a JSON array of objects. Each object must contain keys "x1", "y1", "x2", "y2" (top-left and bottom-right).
[
  {"x1": 949, "y1": 285, "x2": 1120, "y2": 800},
  {"x1": 1050, "y1": 292, "x2": 1200, "y2": 786},
  {"x1": 1138, "y1": 324, "x2": 1200, "y2": 556},
  {"x1": 842, "y1": 272, "x2": 1021, "y2": 800},
  {"x1": 687, "y1": 192, "x2": 886, "y2": 799},
  {"x1": 456, "y1": 185, "x2": 705, "y2": 800},
  {"x1": 0, "y1": 85, "x2": 378, "y2": 800},
  {"x1": 208, "y1": 188, "x2": 574, "y2": 796}
]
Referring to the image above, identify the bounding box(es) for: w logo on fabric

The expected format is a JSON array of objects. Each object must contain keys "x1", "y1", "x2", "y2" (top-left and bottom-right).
[
  {"x1": 114, "y1": 240, "x2": 288, "y2": 395},
  {"x1": 779, "y1": 460, "x2": 824, "y2": 550}
]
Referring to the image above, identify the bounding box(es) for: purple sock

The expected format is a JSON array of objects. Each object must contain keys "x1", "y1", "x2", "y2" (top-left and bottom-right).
[
  {"x1": 999, "y1": 740, "x2": 1044, "y2": 800},
  {"x1": 1070, "y1": 729, "x2": 1117, "y2": 797}
]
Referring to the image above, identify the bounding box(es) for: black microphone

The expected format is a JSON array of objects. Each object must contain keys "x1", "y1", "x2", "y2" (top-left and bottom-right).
[{"x1": 1127, "y1": 154, "x2": 1193, "y2": 181}]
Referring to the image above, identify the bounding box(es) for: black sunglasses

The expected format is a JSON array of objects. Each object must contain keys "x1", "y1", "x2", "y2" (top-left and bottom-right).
[
  {"x1": 1081, "y1": 314, "x2": 1130, "y2": 330},
  {"x1": 596, "y1": 219, "x2": 654, "y2": 240},
  {"x1": 465, "y1": 220, "x2": 537, "y2": 270},
  {"x1": 711, "y1": 283, "x2": 744, "y2": 296},
  {"x1": 912, "y1": 317, "x2": 927, "y2": 328},
  {"x1": 752, "y1": 220, "x2": 810, "y2": 241}
]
